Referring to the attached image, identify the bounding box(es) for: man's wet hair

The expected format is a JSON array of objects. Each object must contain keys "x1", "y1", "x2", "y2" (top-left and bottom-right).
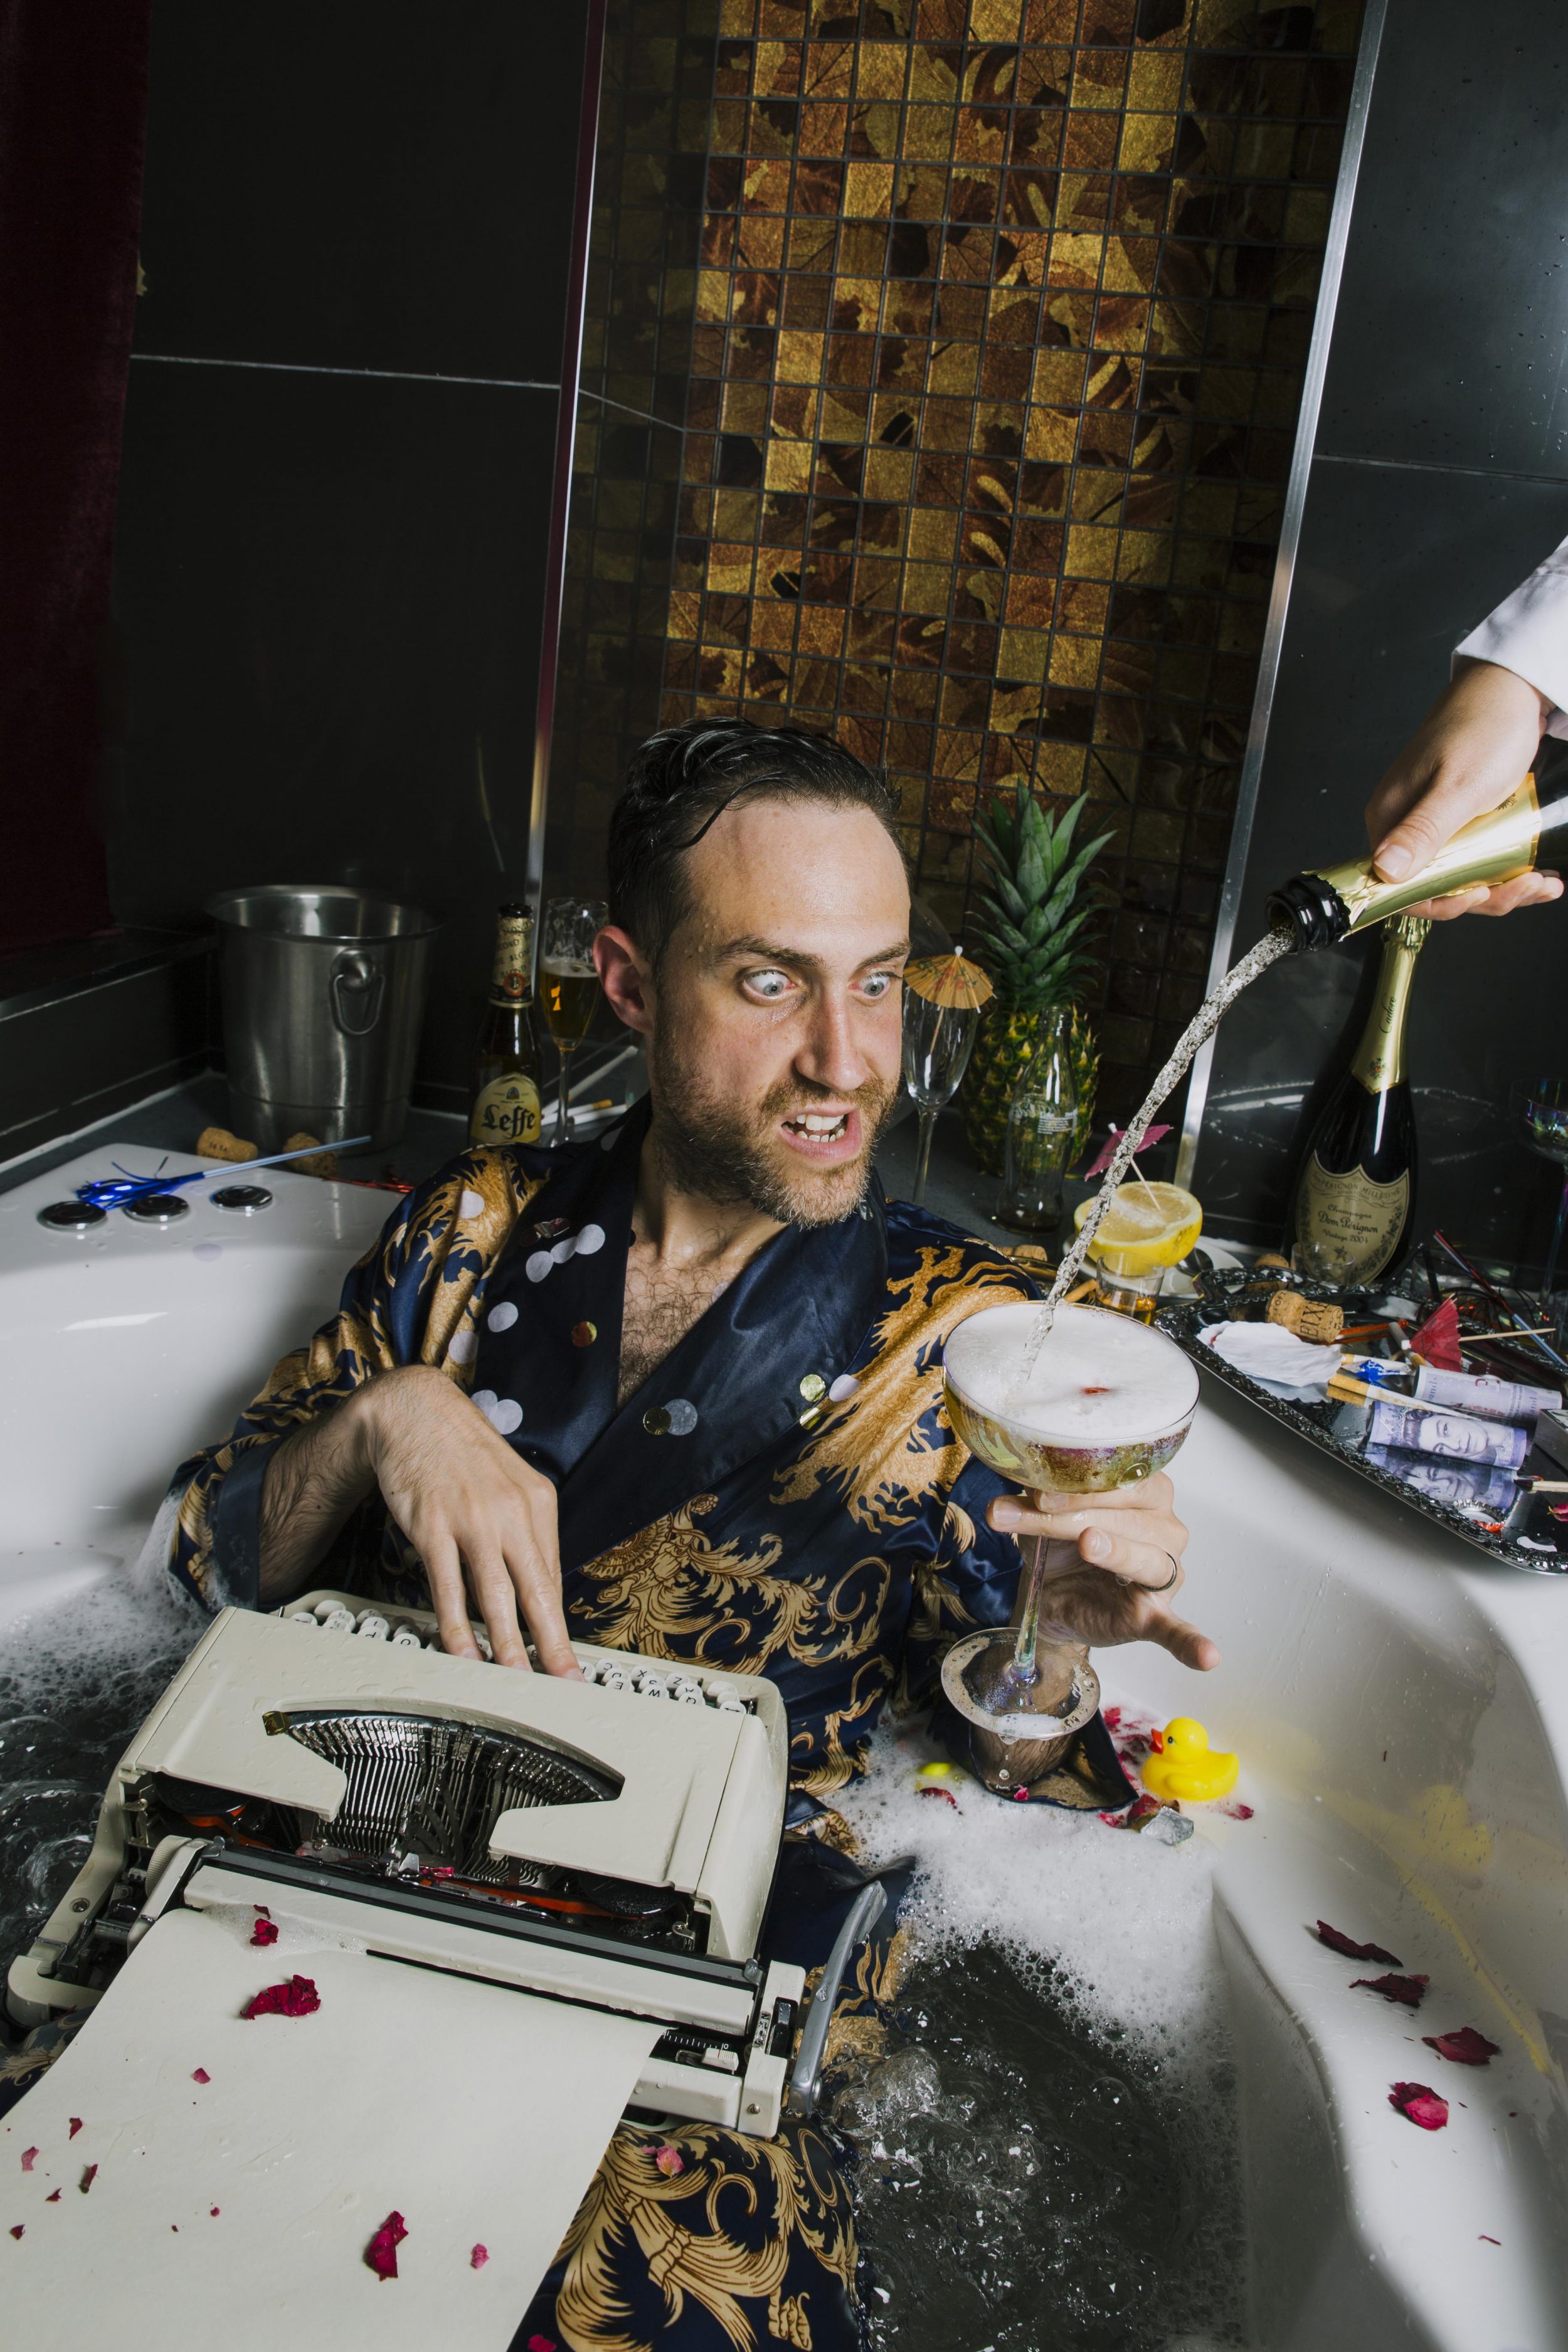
[{"x1": 606, "y1": 716, "x2": 904, "y2": 963}]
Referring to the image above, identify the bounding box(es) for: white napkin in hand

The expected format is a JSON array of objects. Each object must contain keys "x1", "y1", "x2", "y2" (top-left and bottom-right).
[{"x1": 1199, "y1": 1322, "x2": 1341, "y2": 1391}]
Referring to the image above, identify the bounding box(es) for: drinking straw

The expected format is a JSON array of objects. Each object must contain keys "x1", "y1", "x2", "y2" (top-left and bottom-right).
[
  {"x1": 76, "y1": 1135, "x2": 373, "y2": 1212},
  {"x1": 1432, "y1": 1231, "x2": 1568, "y2": 1375}
]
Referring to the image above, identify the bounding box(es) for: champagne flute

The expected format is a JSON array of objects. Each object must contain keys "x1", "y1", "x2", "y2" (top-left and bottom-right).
[
  {"x1": 940, "y1": 1301, "x2": 1197, "y2": 1788},
  {"x1": 541, "y1": 897, "x2": 608, "y2": 1143},
  {"x1": 901, "y1": 954, "x2": 991, "y2": 1207}
]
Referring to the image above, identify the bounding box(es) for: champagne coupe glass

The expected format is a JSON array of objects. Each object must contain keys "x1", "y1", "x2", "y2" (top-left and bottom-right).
[
  {"x1": 1512, "y1": 1076, "x2": 1568, "y2": 1304},
  {"x1": 940, "y1": 1301, "x2": 1198, "y2": 1784},
  {"x1": 901, "y1": 955, "x2": 990, "y2": 1207},
  {"x1": 541, "y1": 897, "x2": 608, "y2": 1143}
]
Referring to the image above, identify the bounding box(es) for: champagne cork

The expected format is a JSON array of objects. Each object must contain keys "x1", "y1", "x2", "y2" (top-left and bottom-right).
[
  {"x1": 196, "y1": 1124, "x2": 260, "y2": 1163},
  {"x1": 282, "y1": 1132, "x2": 339, "y2": 1179},
  {"x1": 1266, "y1": 1289, "x2": 1343, "y2": 1343}
]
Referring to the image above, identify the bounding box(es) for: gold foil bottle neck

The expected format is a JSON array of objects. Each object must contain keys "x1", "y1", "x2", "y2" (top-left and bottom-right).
[
  {"x1": 1349, "y1": 913, "x2": 1428, "y2": 1094},
  {"x1": 490, "y1": 906, "x2": 534, "y2": 1002},
  {"x1": 1310, "y1": 774, "x2": 1542, "y2": 938}
]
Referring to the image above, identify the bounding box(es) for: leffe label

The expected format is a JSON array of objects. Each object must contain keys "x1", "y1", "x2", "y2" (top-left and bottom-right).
[
  {"x1": 469, "y1": 1073, "x2": 541, "y2": 1146},
  {"x1": 1295, "y1": 1153, "x2": 1409, "y2": 1286}
]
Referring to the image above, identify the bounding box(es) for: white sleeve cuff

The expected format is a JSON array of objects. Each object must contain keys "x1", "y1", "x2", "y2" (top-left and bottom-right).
[{"x1": 1454, "y1": 532, "x2": 1568, "y2": 736}]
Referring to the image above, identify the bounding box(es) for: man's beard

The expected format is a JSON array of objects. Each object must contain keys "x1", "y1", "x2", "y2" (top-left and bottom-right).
[{"x1": 649, "y1": 1031, "x2": 896, "y2": 1227}]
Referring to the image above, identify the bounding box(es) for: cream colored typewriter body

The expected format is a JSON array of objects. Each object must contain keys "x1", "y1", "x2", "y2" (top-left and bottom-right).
[{"x1": 9, "y1": 1593, "x2": 803, "y2": 2135}]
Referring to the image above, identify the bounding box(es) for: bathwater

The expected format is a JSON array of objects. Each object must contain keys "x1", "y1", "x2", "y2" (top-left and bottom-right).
[
  {"x1": 0, "y1": 1581, "x2": 198, "y2": 1979},
  {"x1": 835, "y1": 1722, "x2": 1244, "y2": 2351}
]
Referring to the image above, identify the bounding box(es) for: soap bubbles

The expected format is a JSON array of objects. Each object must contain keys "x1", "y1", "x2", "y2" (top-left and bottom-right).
[{"x1": 0, "y1": 1572, "x2": 201, "y2": 1981}]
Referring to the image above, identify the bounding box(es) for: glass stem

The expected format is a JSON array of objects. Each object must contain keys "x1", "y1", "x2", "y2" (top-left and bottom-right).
[
  {"x1": 556, "y1": 1043, "x2": 575, "y2": 1143},
  {"x1": 1010, "y1": 1532, "x2": 1046, "y2": 1684},
  {"x1": 1547, "y1": 1173, "x2": 1568, "y2": 1298},
  {"x1": 912, "y1": 1106, "x2": 936, "y2": 1205}
]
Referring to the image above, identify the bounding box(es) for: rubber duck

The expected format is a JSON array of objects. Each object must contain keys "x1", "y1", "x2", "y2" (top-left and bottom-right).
[{"x1": 1140, "y1": 1717, "x2": 1239, "y2": 1805}]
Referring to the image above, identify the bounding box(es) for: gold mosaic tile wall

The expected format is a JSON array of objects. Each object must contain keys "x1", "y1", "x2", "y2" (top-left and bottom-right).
[{"x1": 551, "y1": 0, "x2": 1363, "y2": 1123}]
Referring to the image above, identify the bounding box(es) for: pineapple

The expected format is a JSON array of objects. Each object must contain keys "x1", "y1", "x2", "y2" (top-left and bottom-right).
[{"x1": 962, "y1": 783, "x2": 1113, "y2": 1176}]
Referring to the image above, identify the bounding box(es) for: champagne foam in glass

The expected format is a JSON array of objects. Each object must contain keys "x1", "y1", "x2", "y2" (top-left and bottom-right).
[{"x1": 945, "y1": 1301, "x2": 1198, "y2": 1493}]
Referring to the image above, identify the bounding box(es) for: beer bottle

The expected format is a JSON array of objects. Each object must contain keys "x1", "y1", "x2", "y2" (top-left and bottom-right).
[{"x1": 469, "y1": 904, "x2": 544, "y2": 1147}]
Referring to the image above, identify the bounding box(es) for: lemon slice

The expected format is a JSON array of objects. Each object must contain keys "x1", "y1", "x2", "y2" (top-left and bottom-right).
[{"x1": 1073, "y1": 1180, "x2": 1202, "y2": 1278}]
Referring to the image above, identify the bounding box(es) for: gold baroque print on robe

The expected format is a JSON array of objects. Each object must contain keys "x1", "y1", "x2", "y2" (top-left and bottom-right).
[
  {"x1": 769, "y1": 1241, "x2": 1032, "y2": 1534},
  {"x1": 571, "y1": 1496, "x2": 889, "y2": 1678},
  {"x1": 788, "y1": 1655, "x2": 898, "y2": 1799},
  {"x1": 554, "y1": 2119, "x2": 857, "y2": 2352}
]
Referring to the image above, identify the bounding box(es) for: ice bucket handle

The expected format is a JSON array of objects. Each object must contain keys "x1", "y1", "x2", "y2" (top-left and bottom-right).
[{"x1": 329, "y1": 950, "x2": 384, "y2": 1037}]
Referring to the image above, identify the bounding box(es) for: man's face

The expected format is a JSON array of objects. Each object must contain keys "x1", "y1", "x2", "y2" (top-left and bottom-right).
[{"x1": 600, "y1": 797, "x2": 910, "y2": 1225}]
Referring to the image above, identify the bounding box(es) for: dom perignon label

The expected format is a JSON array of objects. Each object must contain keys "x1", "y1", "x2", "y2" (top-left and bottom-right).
[{"x1": 1296, "y1": 1153, "x2": 1410, "y2": 1286}]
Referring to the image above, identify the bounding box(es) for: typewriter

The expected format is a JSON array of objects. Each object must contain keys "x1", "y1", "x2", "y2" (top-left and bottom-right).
[{"x1": 8, "y1": 1595, "x2": 805, "y2": 2136}]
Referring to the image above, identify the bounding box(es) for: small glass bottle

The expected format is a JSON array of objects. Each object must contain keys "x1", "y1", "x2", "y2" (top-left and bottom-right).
[
  {"x1": 995, "y1": 1010, "x2": 1078, "y2": 1232},
  {"x1": 469, "y1": 903, "x2": 544, "y2": 1146}
]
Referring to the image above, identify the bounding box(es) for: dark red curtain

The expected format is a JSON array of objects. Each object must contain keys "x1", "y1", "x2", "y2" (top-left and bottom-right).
[{"x1": 0, "y1": 1, "x2": 151, "y2": 953}]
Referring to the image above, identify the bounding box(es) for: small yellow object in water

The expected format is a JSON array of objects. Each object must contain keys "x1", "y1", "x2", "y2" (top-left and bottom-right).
[
  {"x1": 915, "y1": 1761, "x2": 953, "y2": 1781},
  {"x1": 1139, "y1": 1717, "x2": 1239, "y2": 1805}
]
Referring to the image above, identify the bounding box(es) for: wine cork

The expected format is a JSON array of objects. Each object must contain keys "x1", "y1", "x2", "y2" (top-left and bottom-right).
[
  {"x1": 1266, "y1": 1289, "x2": 1343, "y2": 1343},
  {"x1": 1255, "y1": 1251, "x2": 1292, "y2": 1271}
]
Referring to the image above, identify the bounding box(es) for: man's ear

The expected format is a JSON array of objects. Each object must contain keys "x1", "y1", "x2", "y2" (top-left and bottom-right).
[{"x1": 594, "y1": 924, "x2": 655, "y2": 1040}]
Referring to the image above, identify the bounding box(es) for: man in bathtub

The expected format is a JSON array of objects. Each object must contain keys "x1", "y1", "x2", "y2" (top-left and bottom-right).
[{"x1": 156, "y1": 719, "x2": 1207, "y2": 2348}]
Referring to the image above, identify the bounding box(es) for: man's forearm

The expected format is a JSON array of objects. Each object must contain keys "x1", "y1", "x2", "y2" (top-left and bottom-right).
[{"x1": 257, "y1": 1389, "x2": 378, "y2": 1606}]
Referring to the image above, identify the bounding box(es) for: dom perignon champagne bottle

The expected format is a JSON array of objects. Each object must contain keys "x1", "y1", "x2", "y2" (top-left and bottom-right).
[
  {"x1": 469, "y1": 903, "x2": 544, "y2": 1147},
  {"x1": 1288, "y1": 914, "x2": 1429, "y2": 1286}
]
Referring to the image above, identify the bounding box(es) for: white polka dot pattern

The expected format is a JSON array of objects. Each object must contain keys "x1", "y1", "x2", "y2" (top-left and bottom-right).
[
  {"x1": 459, "y1": 1188, "x2": 485, "y2": 1219},
  {"x1": 828, "y1": 1373, "x2": 859, "y2": 1402},
  {"x1": 525, "y1": 1251, "x2": 553, "y2": 1282},
  {"x1": 551, "y1": 1235, "x2": 578, "y2": 1265},
  {"x1": 486, "y1": 1300, "x2": 519, "y2": 1332},
  {"x1": 472, "y1": 1390, "x2": 523, "y2": 1436},
  {"x1": 576, "y1": 1222, "x2": 606, "y2": 1255},
  {"x1": 448, "y1": 1328, "x2": 477, "y2": 1363}
]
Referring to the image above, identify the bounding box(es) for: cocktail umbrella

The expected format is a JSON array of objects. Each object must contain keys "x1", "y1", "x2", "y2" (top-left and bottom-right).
[
  {"x1": 903, "y1": 951, "x2": 995, "y2": 1010},
  {"x1": 901, "y1": 952, "x2": 993, "y2": 1204}
]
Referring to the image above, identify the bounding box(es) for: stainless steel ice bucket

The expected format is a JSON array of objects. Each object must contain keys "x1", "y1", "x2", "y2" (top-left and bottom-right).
[{"x1": 207, "y1": 886, "x2": 442, "y2": 1152}]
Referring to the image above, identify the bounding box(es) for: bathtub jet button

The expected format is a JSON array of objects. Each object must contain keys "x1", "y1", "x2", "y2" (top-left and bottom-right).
[
  {"x1": 124, "y1": 1193, "x2": 191, "y2": 1224},
  {"x1": 37, "y1": 1200, "x2": 107, "y2": 1232},
  {"x1": 211, "y1": 1184, "x2": 273, "y2": 1214}
]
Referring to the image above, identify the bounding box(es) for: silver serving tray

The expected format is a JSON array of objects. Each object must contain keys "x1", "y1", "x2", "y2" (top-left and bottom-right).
[{"x1": 1157, "y1": 1285, "x2": 1566, "y2": 1576}]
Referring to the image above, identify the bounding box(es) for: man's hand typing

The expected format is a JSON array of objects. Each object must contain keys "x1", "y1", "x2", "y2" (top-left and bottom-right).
[
  {"x1": 258, "y1": 1365, "x2": 581, "y2": 1676},
  {"x1": 987, "y1": 1470, "x2": 1217, "y2": 1673}
]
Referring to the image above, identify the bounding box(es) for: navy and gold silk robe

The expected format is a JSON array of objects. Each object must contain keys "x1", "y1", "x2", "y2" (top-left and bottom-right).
[{"x1": 157, "y1": 1104, "x2": 1131, "y2": 2351}]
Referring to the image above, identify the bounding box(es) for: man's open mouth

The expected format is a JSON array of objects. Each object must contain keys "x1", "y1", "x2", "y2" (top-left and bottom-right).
[{"x1": 783, "y1": 1111, "x2": 850, "y2": 1142}]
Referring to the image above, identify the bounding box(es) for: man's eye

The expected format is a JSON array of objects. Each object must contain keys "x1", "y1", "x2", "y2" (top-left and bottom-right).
[
  {"x1": 746, "y1": 968, "x2": 792, "y2": 1000},
  {"x1": 861, "y1": 972, "x2": 898, "y2": 1000}
]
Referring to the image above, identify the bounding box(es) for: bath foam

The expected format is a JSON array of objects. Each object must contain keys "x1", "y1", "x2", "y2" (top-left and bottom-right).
[
  {"x1": 837, "y1": 1723, "x2": 1228, "y2": 2069},
  {"x1": 946, "y1": 1301, "x2": 1198, "y2": 1443}
]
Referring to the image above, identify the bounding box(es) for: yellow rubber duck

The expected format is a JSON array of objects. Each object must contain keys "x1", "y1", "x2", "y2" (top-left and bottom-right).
[{"x1": 1140, "y1": 1717, "x2": 1239, "y2": 1805}]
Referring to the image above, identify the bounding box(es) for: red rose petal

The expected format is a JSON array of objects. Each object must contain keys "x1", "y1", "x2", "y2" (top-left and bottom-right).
[
  {"x1": 19, "y1": 2150, "x2": 36, "y2": 2173},
  {"x1": 250, "y1": 1918, "x2": 280, "y2": 1948},
  {"x1": 1390, "y1": 2081, "x2": 1448, "y2": 2130},
  {"x1": 241, "y1": 1974, "x2": 320, "y2": 2020},
  {"x1": 210, "y1": 2207, "x2": 220, "y2": 2218},
  {"x1": 470, "y1": 2243, "x2": 489, "y2": 2269},
  {"x1": 45, "y1": 2192, "x2": 59, "y2": 2203},
  {"x1": 1480, "y1": 2234, "x2": 1500, "y2": 2244},
  {"x1": 9, "y1": 2225, "x2": 21, "y2": 2240},
  {"x1": 1352, "y1": 1972, "x2": 1429, "y2": 2008},
  {"x1": 254, "y1": 1905, "x2": 270, "y2": 1918},
  {"x1": 1422, "y1": 2027, "x2": 1501, "y2": 2066},
  {"x1": 79, "y1": 2165, "x2": 98, "y2": 2194},
  {"x1": 192, "y1": 2069, "x2": 210, "y2": 2085},
  {"x1": 366, "y1": 2210, "x2": 408, "y2": 2282},
  {"x1": 1316, "y1": 1920, "x2": 1402, "y2": 1965},
  {"x1": 527, "y1": 2338, "x2": 558, "y2": 2351},
  {"x1": 68, "y1": 2119, "x2": 82, "y2": 2139},
  {"x1": 1101, "y1": 1706, "x2": 1122, "y2": 1731},
  {"x1": 917, "y1": 1785, "x2": 960, "y2": 1809},
  {"x1": 1219, "y1": 1800, "x2": 1254, "y2": 1820},
  {"x1": 654, "y1": 2144, "x2": 684, "y2": 2177}
]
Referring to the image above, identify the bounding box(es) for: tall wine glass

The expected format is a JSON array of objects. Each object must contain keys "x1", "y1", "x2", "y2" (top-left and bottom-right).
[
  {"x1": 901, "y1": 955, "x2": 990, "y2": 1206},
  {"x1": 541, "y1": 897, "x2": 608, "y2": 1143},
  {"x1": 940, "y1": 1301, "x2": 1197, "y2": 1789},
  {"x1": 1512, "y1": 1076, "x2": 1568, "y2": 1301}
]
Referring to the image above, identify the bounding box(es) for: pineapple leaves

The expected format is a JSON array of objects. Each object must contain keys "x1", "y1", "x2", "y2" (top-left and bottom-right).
[{"x1": 968, "y1": 782, "x2": 1113, "y2": 1011}]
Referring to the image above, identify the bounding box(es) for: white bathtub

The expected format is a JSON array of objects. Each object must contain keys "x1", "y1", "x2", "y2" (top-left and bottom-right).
[{"x1": 3, "y1": 1144, "x2": 1565, "y2": 2349}]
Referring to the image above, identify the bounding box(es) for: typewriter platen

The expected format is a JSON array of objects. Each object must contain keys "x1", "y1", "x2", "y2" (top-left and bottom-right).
[{"x1": 8, "y1": 1594, "x2": 805, "y2": 2136}]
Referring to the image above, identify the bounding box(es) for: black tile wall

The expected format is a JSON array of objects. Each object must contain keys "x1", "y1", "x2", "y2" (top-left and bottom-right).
[{"x1": 109, "y1": 3, "x2": 595, "y2": 1113}]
